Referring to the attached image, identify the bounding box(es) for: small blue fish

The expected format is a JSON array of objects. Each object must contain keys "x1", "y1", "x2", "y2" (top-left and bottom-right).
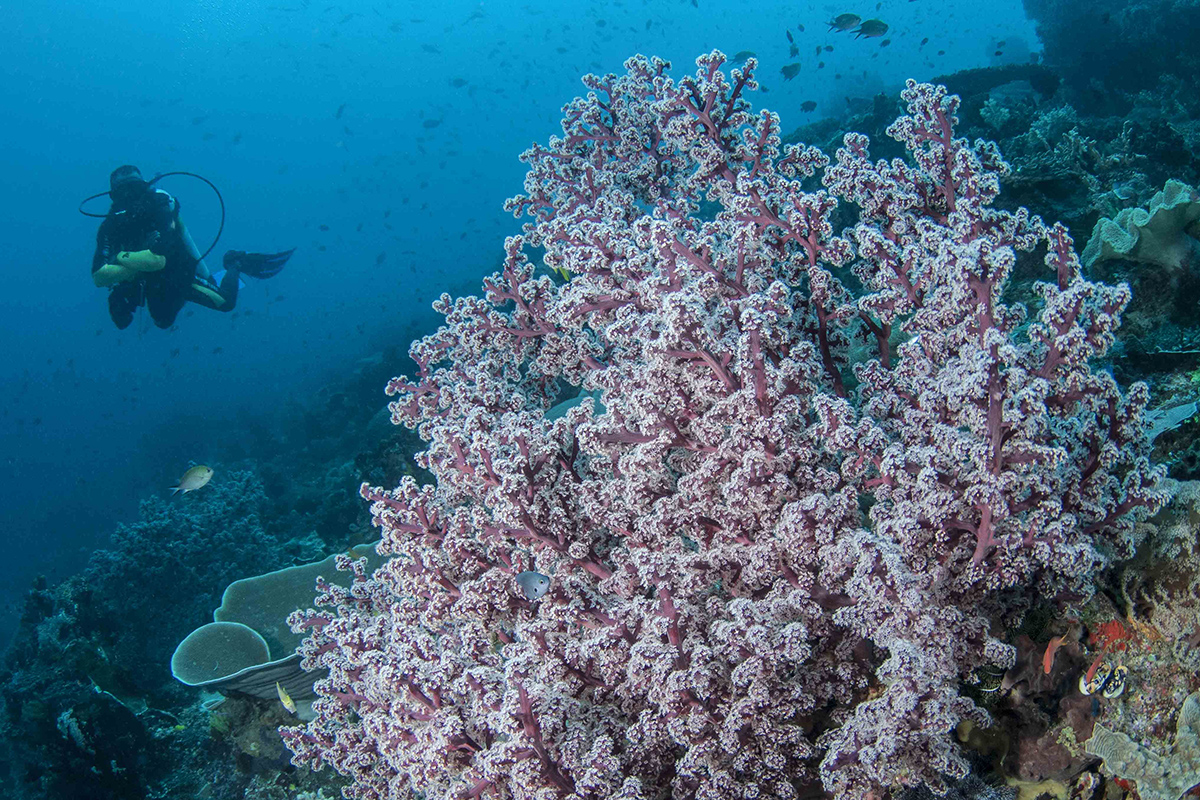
[{"x1": 516, "y1": 571, "x2": 551, "y2": 601}]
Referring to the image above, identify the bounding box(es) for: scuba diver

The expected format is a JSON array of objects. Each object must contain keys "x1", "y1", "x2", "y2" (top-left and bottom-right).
[{"x1": 88, "y1": 165, "x2": 294, "y2": 329}]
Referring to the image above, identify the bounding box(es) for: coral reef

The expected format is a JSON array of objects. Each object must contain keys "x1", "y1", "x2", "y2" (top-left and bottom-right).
[
  {"x1": 0, "y1": 470, "x2": 288, "y2": 798},
  {"x1": 1082, "y1": 179, "x2": 1200, "y2": 271},
  {"x1": 280, "y1": 52, "x2": 1165, "y2": 800},
  {"x1": 1022, "y1": 0, "x2": 1200, "y2": 99},
  {"x1": 1085, "y1": 691, "x2": 1200, "y2": 800},
  {"x1": 0, "y1": 347, "x2": 413, "y2": 800}
]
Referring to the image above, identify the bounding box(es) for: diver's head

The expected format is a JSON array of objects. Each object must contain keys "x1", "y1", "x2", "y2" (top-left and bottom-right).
[{"x1": 109, "y1": 165, "x2": 149, "y2": 208}]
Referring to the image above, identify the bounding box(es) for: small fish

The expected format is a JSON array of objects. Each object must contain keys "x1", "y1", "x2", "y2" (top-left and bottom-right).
[
  {"x1": 375, "y1": 252, "x2": 387, "y2": 265},
  {"x1": 797, "y1": 23, "x2": 805, "y2": 32},
  {"x1": 780, "y1": 63, "x2": 801, "y2": 80},
  {"x1": 276, "y1": 681, "x2": 296, "y2": 714},
  {"x1": 880, "y1": 38, "x2": 891, "y2": 46},
  {"x1": 801, "y1": 100, "x2": 817, "y2": 112},
  {"x1": 449, "y1": 77, "x2": 468, "y2": 88},
  {"x1": 422, "y1": 118, "x2": 442, "y2": 129},
  {"x1": 854, "y1": 19, "x2": 888, "y2": 38},
  {"x1": 1042, "y1": 635, "x2": 1064, "y2": 674},
  {"x1": 785, "y1": 29, "x2": 794, "y2": 43},
  {"x1": 790, "y1": 43, "x2": 799, "y2": 57},
  {"x1": 335, "y1": 102, "x2": 347, "y2": 118},
  {"x1": 729, "y1": 50, "x2": 756, "y2": 65},
  {"x1": 318, "y1": 224, "x2": 330, "y2": 231},
  {"x1": 920, "y1": 37, "x2": 929, "y2": 46},
  {"x1": 828, "y1": 13, "x2": 860, "y2": 32},
  {"x1": 172, "y1": 465, "x2": 213, "y2": 495},
  {"x1": 516, "y1": 571, "x2": 551, "y2": 601}
]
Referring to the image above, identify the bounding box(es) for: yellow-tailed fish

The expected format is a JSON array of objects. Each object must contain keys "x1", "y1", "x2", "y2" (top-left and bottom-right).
[
  {"x1": 171, "y1": 465, "x2": 213, "y2": 495},
  {"x1": 276, "y1": 681, "x2": 296, "y2": 714}
]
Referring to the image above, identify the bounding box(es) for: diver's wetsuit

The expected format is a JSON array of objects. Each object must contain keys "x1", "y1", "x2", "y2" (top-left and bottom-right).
[{"x1": 92, "y1": 189, "x2": 239, "y2": 329}]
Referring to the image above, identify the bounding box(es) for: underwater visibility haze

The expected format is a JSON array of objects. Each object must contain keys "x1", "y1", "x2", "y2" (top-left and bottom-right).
[{"x1": 3, "y1": 0, "x2": 1200, "y2": 798}]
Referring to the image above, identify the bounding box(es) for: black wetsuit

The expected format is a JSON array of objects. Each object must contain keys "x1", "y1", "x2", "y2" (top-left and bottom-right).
[{"x1": 92, "y1": 189, "x2": 239, "y2": 329}]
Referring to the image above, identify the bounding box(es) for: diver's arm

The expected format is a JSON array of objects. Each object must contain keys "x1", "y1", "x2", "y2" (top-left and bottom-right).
[
  {"x1": 93, "y1": 221, "x2": 116, "y2": 273},
  {"x1": 92, "y1": 221, "x2": 134, "y2": 286}
]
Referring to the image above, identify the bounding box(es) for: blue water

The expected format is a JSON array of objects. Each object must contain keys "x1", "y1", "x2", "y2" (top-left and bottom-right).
[{"x1": 0, "y1": 0, "x2": 1034, "y2": 648}]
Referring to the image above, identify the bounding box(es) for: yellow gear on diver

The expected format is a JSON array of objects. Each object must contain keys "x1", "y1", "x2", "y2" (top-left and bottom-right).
[
  {"x1": 190, "y1": 281, "x2": 227, "y2": 309},
  {"x1": 93, "y1": 263, "x2": 135, "y2": 287},
  {"x1": 116, "y1": 250, "x2": 166, "y2": 272}
]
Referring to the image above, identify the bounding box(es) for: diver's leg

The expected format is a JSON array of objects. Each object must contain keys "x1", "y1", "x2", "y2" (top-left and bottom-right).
[
  {"x1": 186, "y1": 268, "x2": 239, "y2": 312},
  {"x1": 147, "y1": 284, "x2": 185, "y2": 329},
  {"x1": 108, "y1": 286, "x2": 137, "y2": 329}
]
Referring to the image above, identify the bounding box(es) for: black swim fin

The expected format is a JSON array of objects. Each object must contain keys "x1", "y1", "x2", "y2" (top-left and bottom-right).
[{"x1": 223, "y1": 248, "x2": 295, "y2": 279}]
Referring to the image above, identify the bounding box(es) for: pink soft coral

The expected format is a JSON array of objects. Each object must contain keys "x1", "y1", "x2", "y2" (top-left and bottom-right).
[{"x1": 281, "y1": 52, "x2": 1166, "y2": 800}]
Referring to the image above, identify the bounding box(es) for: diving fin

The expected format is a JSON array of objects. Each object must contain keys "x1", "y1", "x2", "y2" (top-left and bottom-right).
[
  {"x1": 208, "y1": 270, "x2": 247, "y2": 291},
  {"x1": 224, "y1": 248, "x2": 295, "y2": 279}
]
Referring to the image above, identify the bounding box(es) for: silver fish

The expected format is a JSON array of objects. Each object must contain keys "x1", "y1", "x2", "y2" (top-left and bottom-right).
[
  {"x1": 171, "y1": 464, "x2": 213, "y2": 495},
  {"x1": 516, "y1": 571, "x2": 551, "y2": 601}
]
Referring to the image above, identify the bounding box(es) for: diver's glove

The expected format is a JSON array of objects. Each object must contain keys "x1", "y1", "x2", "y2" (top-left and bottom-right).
[{"x1": 117, "y1": 250, "x2": 167, "y2": 272}]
